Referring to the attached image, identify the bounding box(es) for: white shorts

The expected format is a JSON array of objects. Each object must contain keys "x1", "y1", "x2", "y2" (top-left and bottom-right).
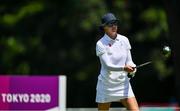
[{"x1": 95, "y1": 72, "x2": 135, "y2": 103}]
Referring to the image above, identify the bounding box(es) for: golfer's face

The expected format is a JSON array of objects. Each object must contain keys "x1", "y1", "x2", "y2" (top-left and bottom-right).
[{"x1": 104, "y1": 22, "x2": 118, "y2": 38}]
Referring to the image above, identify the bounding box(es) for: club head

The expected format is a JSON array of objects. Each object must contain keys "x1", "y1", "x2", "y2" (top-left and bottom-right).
[{"x1": 162, "y1": 46, "x2": 171, "y2": 58}]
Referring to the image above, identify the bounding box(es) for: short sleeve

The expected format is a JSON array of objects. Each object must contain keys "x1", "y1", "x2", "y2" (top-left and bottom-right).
[
  {"x1": 96, "y1": 42, "x2": 105, "y2": 56},
  {"x1": 124, "y1": 37, "x2": 131, "y2": 50}
]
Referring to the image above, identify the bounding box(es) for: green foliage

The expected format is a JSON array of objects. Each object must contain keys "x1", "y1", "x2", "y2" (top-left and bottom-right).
[
  {"x1": 135, "y1": 8, "x2": 168, "y2": 42},
  {"x1": 1, "y1": 37, "x2": 25, "y2": 62},
  {"x1": 151, "y1": 49, "x2": 173, "y2": 78},
  {"x1": 1, "y1": 1, "x2": 44, "y2": 26}
]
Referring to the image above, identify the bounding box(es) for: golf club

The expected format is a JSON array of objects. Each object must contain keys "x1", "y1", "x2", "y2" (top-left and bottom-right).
[
  {"x1": 135, "y1": 61, "x2": 152, "y2": 68},
  {"x1": 134, "y1": 45, "x2": 171, "y2": 69},
  {"x1": 128, "y1": 45, "x2": 172, "y2": 78},
  {"x1": 128, "y1": 61, "x2": 152, "y2": 78}
]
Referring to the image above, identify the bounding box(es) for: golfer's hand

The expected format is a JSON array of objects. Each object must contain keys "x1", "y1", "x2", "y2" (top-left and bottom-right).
[
  {"x1": 124, "y1": 65, "x2": 135, "y2": 73},
  {"x1": 129, "y1": 68, "x2": 137, "y2": 78}
]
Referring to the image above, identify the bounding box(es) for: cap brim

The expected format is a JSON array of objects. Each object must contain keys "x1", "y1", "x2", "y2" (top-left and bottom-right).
[{"x1": 100, "y1": 19, "x2": 119, "y2": 27}]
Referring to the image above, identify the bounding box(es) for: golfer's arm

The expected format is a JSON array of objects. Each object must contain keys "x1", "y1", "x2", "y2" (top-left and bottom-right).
[
  {"x1": 99, "y1": 53, "x2": 124, "y2": 71},
  {"x1": 126, "y1": 50, "x2": 136, "y2": 67}
]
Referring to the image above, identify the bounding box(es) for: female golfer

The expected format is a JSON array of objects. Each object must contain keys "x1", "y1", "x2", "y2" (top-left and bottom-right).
[{"x1": 95, "y1": 13, "x2": 139, "y2": 111}]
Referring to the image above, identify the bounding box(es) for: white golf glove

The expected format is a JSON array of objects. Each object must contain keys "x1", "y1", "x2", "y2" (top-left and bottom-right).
[{"x1": 129, "y1": 68, "x2": 137, "y2": 78}]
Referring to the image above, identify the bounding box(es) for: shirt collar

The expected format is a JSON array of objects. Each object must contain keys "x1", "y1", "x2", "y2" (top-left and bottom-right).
[{"x1": 104, "y1": 33, "x2": 119, "y2": 42}]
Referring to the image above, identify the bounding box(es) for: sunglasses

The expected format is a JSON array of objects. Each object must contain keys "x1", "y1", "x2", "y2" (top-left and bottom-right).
[{"x1": 106, "y1": 21, "x2": 118, "y2": 27}]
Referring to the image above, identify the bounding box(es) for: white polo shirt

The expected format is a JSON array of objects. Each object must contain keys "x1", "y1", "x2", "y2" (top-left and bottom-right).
[
  {"x1": 96, "y1": 33, "x2": 136, "y2": 78},
  {"x1": 95, "y1": 33, "x2": 136, "y2": 103}
]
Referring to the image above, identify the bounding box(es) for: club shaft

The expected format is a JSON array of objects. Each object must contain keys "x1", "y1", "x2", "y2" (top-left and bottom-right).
[{"x1": 136, "y1": 61, "x2": 152, "y2": 68}]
